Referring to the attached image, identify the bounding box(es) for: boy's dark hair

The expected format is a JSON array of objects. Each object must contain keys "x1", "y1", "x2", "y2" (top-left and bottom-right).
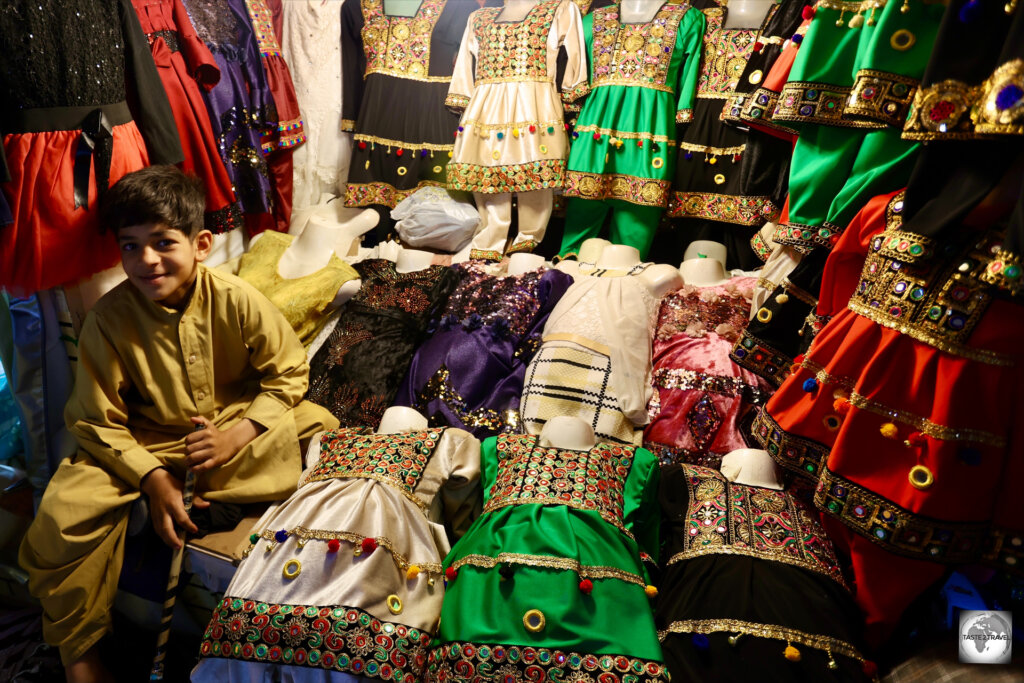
[{"x1": 100, "y1": 165, "x2": 206, "y2": 238}]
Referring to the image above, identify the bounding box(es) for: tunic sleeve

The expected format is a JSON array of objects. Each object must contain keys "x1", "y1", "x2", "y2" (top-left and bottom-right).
[
  {"x1": 445, "y1": 18, "x2": 477, "y2": 112},
  {"x1": 675, "y1": 7, "x2": 706, "y2": 124},
  {"x1": 623, "y1": 447, "x2": 662, "y2": 574},
  {"x1": 341, "y1": 0, "x2": 366, "y2": 131},
  {"x1": 120, "y1": 0, "x2": 183, "y2": 165},
  {"x1": 440, "y1": 429, "x2": 483, "y2": 540},
  {"x1": 173, "y1": 0, "x2": 220, "y2": 89},
  {"x1": 65, "y1": 312, "x2": 165, "y2": 489},
  {"x1": 236, "y1": 280, "x2": 310, "y2": 432},
  {"x1": 558, "y1": 0, "x2": 590, "y2": 106}
]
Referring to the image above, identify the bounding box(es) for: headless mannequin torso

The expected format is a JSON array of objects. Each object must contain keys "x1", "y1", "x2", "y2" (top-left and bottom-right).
[
  {"x1": 394, "y1": 246, "x2": 437, "y2": 273},
  {"x1": 679, "y1": 240, "x2": 730, "y2": 286},
  {"x1": 620, "y1": 0, "x2": 666, "y2": 24},
  {"x1": 722, "y1": 0, "x2": 775, "y2": 28},
  {"x1": 538, "y1": 415, "x2": 596, "y2": 451},
  {"x1": 719, "y1": 448, "x2": 784, "y2": 490},
  {"x1": 497, "y1": 0, "x2": 542, "y2": 22},
  {"x1": 377, "y1": 406, "x2": 429, "y2": 434},
  {"x1": 506, "y1": 252, "x2": 545, "y2": 276},
  {"x1": 382, "y1": 0, "x2": 422, "y2": 17}
]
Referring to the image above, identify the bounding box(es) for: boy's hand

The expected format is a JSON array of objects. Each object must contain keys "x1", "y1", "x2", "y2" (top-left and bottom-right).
[
  {"x1": 140, "y1": 468, "x2": 210, "y2": 549},
  {"x1": 184, "y1": 416, "x2": 264, "y2": 473}
]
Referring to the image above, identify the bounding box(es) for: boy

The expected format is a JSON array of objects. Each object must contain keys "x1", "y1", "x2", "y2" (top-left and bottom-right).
[{"x1": 18, "y1": 166, "x2": 339, "y2": 683}]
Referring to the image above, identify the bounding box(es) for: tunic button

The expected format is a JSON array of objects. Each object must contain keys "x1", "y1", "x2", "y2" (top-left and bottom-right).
[
  {"x1": 188, "y1": 354, "x2": 197, "y2": 364},
  {"x1": 196, "y1": 391, "x2": 206, "y2": 400}
]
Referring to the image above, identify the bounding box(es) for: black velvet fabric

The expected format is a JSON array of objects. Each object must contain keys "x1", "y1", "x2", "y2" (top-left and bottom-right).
[
  {"x1": 306, "y1": 260, "x2": 461, "y2": 430},
  {"x1": 656, "y1": 464, "x2": 870, "y2": 683}
]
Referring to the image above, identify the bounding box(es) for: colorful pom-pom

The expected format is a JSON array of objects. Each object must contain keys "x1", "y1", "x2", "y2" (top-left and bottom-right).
[
  {"x1": 801, "y1": 5, "x2": 815, "y2": 20},
  {"x1": 396, "y1": 148, "x2": 404, "y2": 157},
  {"x1": 249, "y1": 533, "x2": 259, "y2": 544},
  {"x1": 792, "y1": 33, "x2": 804, "y2": 44},
  {"x1": 445, "y1": 566, "x2": 458, "y2": 581},
  {"x1": 497, "y1": 131, "x2": 504, "y2": 140},
  {"x1": 959, "y1": 0, "x2": 981, "y2": 23},
  {"x1": 692, "y1": 634, "x2": 710, "y2": 651},
  {"x1": 645, "y1": 585, "x2": 658, "y2": 598},
  {"x1": 512, "y1": 128, "x2": 520, "y2": 138},
  {"x1": 685, "y1": 151, "x2": 693, "y2": 160},
  {"x1": 833, "y1": 397, "x2": 852, "y2": 414},
  {"x1": 753, "y1": 40, "x2": 764, "y2": 53},
  {"x1": 579, "y1": 578, "x2": 594, "y2": 594},
  {"x1": 784, "y1": 645, "x2": 801, "y2": 662},
  {"x1": 547, "y1": 125, "x2": 555, "y2": 134},
  {"x1": 406, "y1": 565, "x2": 420, "y2": 579},
  {"x1": 360, "y1": 537, "x2": 378, "y2": 554},
  {"x1": 327, "y1": 538, "x2": 341, "y2": 553},
  {"x1": 457, "y1": 126, "x2": 464, "y2": 132},
  {"x1": 802, "y1": 378, "x2": 818, "y2": 393},
  {"x1": 274, "y1": 529, "x2": 289, "y2": 543},
  {"x1": 862, "y1": 660, "x2": 878, "y2": 677},
  {"x1": 420, "y1": 149, "x2": 429, "y2": 157},
  {"x1": 879, "y1": 423, "x2": 899, "y2": 439},
  {"x1": 357, "y1": 141, "x2": 367, "y2": 150},
  {"x1": 593, "y1": 132, "x2": 602, "y2": 141},
  {"x1": 636, "y1": 140, "x2": 643, "y2": 147},
  {"x1": 775, "y1": 293, "x2": 790, "y2": 304},
  {"x1": 529, "y1": 124, "x2": 537, "y2": 133}
]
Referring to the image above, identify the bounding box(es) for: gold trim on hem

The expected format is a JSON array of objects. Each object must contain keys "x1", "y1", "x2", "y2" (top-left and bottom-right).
[
  {"x1": 341, "y1": 119, "x2": 356, "y2": 132},
  {"x1": 449, "y1": 553, "x2": 646, "y2": 585},
  {"x1": 572, "y1": 124, "x2": 673, "y2": 144},
  {"x1": 484, "y1": 498, "x2": 634, "y2": 541},
  {"x1": 250, "y1": 526, "x2": 444, "y2": 574},
  {"x1": 658, "y1": 619, "x2": 868, "y2": 664},
  {"x1": 592, "y1": 79, "x2": 675, "y2": 94},
  {"x1": 353, "y1": 134, "x2": 454, "y2": 151},
  {"x1": 461, "y1": 117, "x2": 566, "y2": 133},
  {"x1": 679, "y1": 142, "x2": 746, "y2": 155},
  {"x1": 666, "y1": 546, "x2": 849, "y2": 588},
  {"x1": 815, "y1": 0, "x2": 887, "y2": 11},
  {"x1": 365, "y1": 68, "x2": 451, "y2": 83},
  {"x1": 474, "y1": 75, "x2": 554, "y2": 85}
]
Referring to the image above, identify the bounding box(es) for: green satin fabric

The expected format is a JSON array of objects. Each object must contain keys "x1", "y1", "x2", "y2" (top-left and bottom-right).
[
  {"x1": 561, "y1": 198, "x2": 665, "y2": 258},
  {"x1": 435, "y1": 436, "x2": 663, "y2": 658}
]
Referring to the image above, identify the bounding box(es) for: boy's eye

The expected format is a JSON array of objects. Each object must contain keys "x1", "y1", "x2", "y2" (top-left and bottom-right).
[
  {"x1": 120, "y1": 243, "x2": 137, "y2": 252},
  {"x1": 157, "y1": 239, "x2": 176, "y2": 248}
]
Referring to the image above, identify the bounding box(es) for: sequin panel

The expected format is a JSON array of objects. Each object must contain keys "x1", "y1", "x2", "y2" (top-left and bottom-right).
[
  {"x1": 306, "y1": 427, "x2": 441, "y2": 497},
  {"x1": 590, "y1": 3, "x2": 688, "y2": 91},
  {"x1": 360, "y1": 0, "x2": 446, "y2": 80},
  {"x1": 655, "y1": 283, "x2": 754, "y2": 342},
  {"x1": 669, "y1": 464, "x2": 847, "y2": 586},
  {"x1": 183, "y1": 0, "x2": 244, "y2": 48},
  {"x1": 435, "y1": 261, "x2": 546, "y2": 338},
  {"x1": 696, "y1": 9, "x2": 755, "y2": 98},
  {"x1": 485, "y1": 434, "x2": 635, "y2": 535},
  {"x1": 350, "y1": 260, "x2": 446, "y2": 314},
  {"x1": 471, "y1": 0, "x2": 561, "y2": 83}
]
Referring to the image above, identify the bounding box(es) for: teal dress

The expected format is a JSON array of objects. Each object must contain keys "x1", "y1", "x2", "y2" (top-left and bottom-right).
[
  {"x1": 560, "y1": 2, "x2": 705, "y2": 259},
  {"x1": 425, "y1": 433, "x2": 668, "y2": 682}
]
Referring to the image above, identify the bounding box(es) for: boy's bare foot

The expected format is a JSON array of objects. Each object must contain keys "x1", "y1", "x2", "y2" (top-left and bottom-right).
[{"x1": 65, "y1": 647, "x2": 115, "y2": 683}]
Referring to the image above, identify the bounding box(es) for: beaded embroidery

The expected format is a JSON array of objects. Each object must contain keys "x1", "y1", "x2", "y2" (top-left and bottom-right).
[
  {"x1": 245, "y1": 0, "x2": 282, "y2": 57},
  {"x1": 667, "y1": 192, "x2": 779, "y2": 226},
  {"x1": 470, "y1": 0, "x2": 561, "y2": 84},
  {"x1": 696, "y1": 8, "x2": 756, "y2": 99},
  {"x1": 668, "y1": 464, "x2": 847, "y2": 586},
  {"x1": 773, "y1": 221, "x2": 844, "y2": 252},
  {"x1": 564, "y1": 171, "x2": 671, "y2": 207},
  {"x1": 485, "y1": 434, "x2": 635, "y2": 537},
  {"x1": 306, "y1": 428, "x2": 441, "y2": 505},
  {"x1": 447, "y1": 160, "x2": 565, "y2": 193},
  {"x1": 739, "y1": 86, "x2": 798, "y2": 134},
  {"x1": 345, "y1": 181, "x2": 446, "y2": 209},
  {"x1": 974, "y1": 58, "x2": 1024, "y2": 136},
  {"x1": 351, "y1": 260, "x2": 448, "y2": 315},
  {"x1": 589, "y1": 3, "x2": 689, "y2": 92},
  {"x1": 437, "y1": 262, "x2": 546, "y2": 338},
  {"x1": 848, "y1": 193, "x2": 1016, "y2": 366},
  {"x1": 360, "y1": 0, "x2": 448, "y2": 82},
  {"x1": 448, "y1": 552, "x2": 646, "y2": 586},
  {"x1": 774, "y1": 82, "x2": 882, "y2": 129},
  {"x1": 903, "y1": 78, "x2": 982, "y2": 140},
  {"x1": 426, "y1": 643, "x2": 669, "y2": 683},
  {"x1": 414, "y1": 366, "x2": 518, "y2": 434},
  {"x1": 846, "y1": 69, "x2": 918, "y2": 128},
  {"x1": 201, "y1": 599, "x2": 432, "y2": 680},
  {"x1": 752, "y1": 407, "x2": 830, "y2": 477}
]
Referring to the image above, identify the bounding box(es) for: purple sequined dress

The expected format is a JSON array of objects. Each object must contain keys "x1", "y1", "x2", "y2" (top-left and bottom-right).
[
  {"x1": 182, "y1": 0, "x2": 275, "y2": 219},
  {"x1": 394, "y1": 262, "x2": 573, "y2": 438}
]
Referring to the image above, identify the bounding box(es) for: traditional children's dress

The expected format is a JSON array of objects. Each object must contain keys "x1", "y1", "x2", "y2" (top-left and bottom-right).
[
  {"x1": 560, "y1": 1, "x2": 705, "y2": 259},
  {"x1": 307, "y1": 260, "x2": 460, "y2": 430},
  {"x1": 394, "y1": 261, "x2": 573, "y2": 438},
  {"x1": 425, "y1": 433, "x2": 669, "y2": 683},
  {"x1": 193, "y1": 426, "x2": 481, "y2": 682},
  {"x1": 446, "y1": 0, "x2": 588, "y2": 259}
]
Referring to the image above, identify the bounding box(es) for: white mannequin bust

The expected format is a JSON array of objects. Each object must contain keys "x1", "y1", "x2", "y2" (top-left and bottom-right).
[
  {"x1": 383, "y1": 0, "x2": 421, "y2": 17},
  {"x1": 621, "y1": 0, "x2": 665, "y2": 24},
  {"x1": 596, "y1": 244, "x2": 641, "y2": 270},
  {"x1": 595, "y1": 244, "x2": 682, "y2": 298},
  {"x1": 377, "y1": 406, "x2": 429, "y2": 434},
  {"x1": 578, "y1": 238, "x2": 610, "y2": 264},
  {"x1": 498, "y1": 0, "x2": 542, "y2": 22},
  {"x1": 720, "y1": 448, "x2": 784, "y2": 490},
  {"x1": 723, "y1": 0, "x2": 776, "y2": 28},
  {"x1": 394, "y1": 246, "x2": 436, "y2": 273},
  {"x1": 683, "y1": 239, "x2": 727, "y2": 264},
  {"x1": 679, "y1": 258, "x2": 730, "y2": 287},
  {"x1": 507, "y1": 252, "x2": 545, "y2": 276},
  {"x1": 538, "y1": 416, "x2": 596, "y2": 451}
]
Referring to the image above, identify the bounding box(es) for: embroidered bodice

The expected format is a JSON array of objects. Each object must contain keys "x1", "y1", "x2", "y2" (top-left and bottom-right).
[
  {"x1": 244, "y1": 0, "x2": 281, "y2": 57},
  {"x1": 359, "y1": 0, "x2": 447, "y2": 81},
  {"x1": 349, "y1": 260, "x2": 450, "y2": 317},
  {"x1": 655, "y1": 280, "x2": 754, "y2": 343},
  {"x1": 696, "y1": 3, "x2": 756, "y2": 99},
  {"x1": 849, "y1": 192, "x2": 1019, "y2": 366},
  {"x1": 436, "y1": 262, "x2": 551, "y2": 340},
  {"x1": 484, "y1": 433, "x2": 635, "y2": 536},
  {"x1": 471, "y1": 0, "x2": 562, "y2": 84},
  {"x1": 590, "y1": 2, "x2": 690, "y2": 92},
  {"x1": 667, "y1": 464, "x2": 847, "y2": 586}
]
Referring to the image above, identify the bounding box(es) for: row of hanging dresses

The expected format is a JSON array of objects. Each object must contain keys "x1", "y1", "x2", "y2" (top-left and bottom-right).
[
  {"x1": 307, "y1": 260, "x2": 460, "y2": 430},
  {"x1": 559, "y1": 1, "x2": 706, "y2": 260},
  {"x1": 394, "y1": 261, "x2": 574, "y2": 439},
  {"x1": 0, "y1": 0, "x2": 182, "y2": 295},
  {"x1": 131, "y1": 0, "x2": 242, "y2": 234},
  {"x1": 425, "y1": 433, "x2": 669, "y2": 683},
  {"x1": 750, "y1": 0, "x2": 1024, "y2": 643},
  {"x1": 342, "y1": 0, "x2": 479, "y2": 244},
  {"x1": 182, "y1": 0, "x2": 277, "y2": 234},
  {"x1": 649, "y1": 0, "x2": 769, "y2": 271},
  {"x1": 520, "y1": 263, "x2": 661, "y2": 446},
  {"x1": 193, "y1": 426, "x2": 482, "y2": 682}
]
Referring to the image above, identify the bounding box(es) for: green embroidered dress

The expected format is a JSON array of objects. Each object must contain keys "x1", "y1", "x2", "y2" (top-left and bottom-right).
[
  {"x1": 425, "y1": 433, "x2": 668, "y2": 683},
  {"x1": 564, "y1": 2, "x2": 705, "y2": 209}
]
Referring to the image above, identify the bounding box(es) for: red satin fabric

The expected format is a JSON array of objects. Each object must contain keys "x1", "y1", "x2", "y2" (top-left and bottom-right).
[{"x1": 1, "y1": 122, "x2": 149, "y2": 294}]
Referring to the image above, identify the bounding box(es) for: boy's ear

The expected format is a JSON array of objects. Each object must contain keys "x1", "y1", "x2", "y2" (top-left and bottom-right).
[{"x1": 194, "y1": 230, "x2": 215, "y2": 262}]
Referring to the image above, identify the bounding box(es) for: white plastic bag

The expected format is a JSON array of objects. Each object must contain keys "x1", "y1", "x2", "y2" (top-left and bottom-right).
[{"x1": 391, "y1": 186, "x2": 479, "y2": 252}]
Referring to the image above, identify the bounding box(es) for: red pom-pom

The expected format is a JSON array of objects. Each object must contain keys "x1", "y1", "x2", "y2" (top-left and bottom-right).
[
  {"x1": 358, "y1": 141, "x2": 367, "y2": 150},
  {"x1": 445, "y1": 567, "x2": 458, "y2": 581},
  {"x1": 733, "y1": 153, "x2": 742, "y2": 162},
  {"x1": 564, "y1": 122, "x2": 570, "y2": 130},
  {"x1": 579, "y1": 578, "x2": 594, "y2": 594},
  {"x1": 593, "y1": 132, "x2": 601, "y2": 141},
  {"x1": 801, "y1": 5, "x2": 815, "y2": 20},
  {"x1": 396, "y1": 148, "x2": 404, "y2": 157},
  {"x1": 833, "y1": 397, "x2": 852, "y2": 414},
  {"x1": 862, "y1": 660, "x2": 878, "y2": 677},
  {"x1": 753, "y1": 40, "x2": 764, "y2": 53},
  {"x1": 360, "y1": 537, "x2": 378, "y2": 554},
  {"x1": 529, "y1": 124, "x2": 537, "y2": 133},
  {"x1": 327, "y1": 539, "x2": 341, "y2": 553}
]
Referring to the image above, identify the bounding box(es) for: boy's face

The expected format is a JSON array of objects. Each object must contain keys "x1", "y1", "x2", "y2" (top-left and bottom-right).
[{"x1": 117, "y1": 223, "x2": 213, "y2": 309}]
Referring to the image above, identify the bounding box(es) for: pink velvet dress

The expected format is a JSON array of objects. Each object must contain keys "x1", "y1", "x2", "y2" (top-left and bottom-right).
[{"x1": 643, "y1": 277, "x2": 771, "y2": 469}]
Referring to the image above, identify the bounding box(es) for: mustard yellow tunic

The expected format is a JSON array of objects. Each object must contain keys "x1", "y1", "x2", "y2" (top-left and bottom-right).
[
  {"x1": 236, "y1": 231, "x2": 360, "y2": 347},
  {"x1": 19, "y1": 264, "x2": 338, "y2": 664}
]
